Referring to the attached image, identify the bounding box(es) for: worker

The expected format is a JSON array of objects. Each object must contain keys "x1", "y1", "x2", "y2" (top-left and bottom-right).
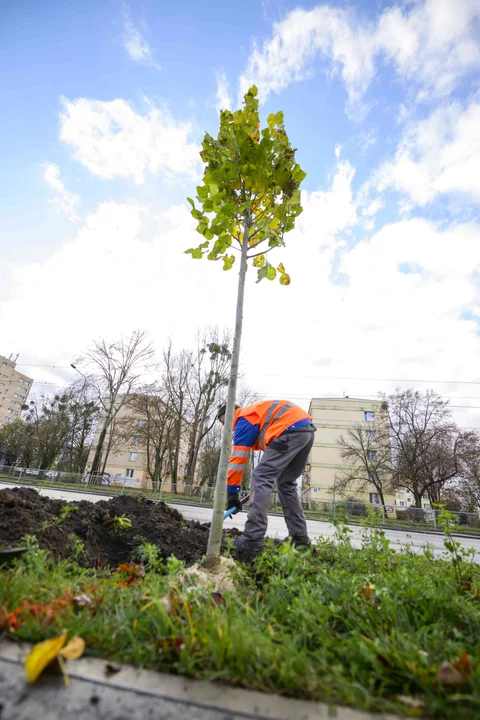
[{"x1": 216, "y1": 400, "x2": 316, "y2": 555}]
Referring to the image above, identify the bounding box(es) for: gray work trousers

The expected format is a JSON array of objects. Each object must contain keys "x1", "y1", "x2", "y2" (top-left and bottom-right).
[{"x1": 243, "y1": 430, "x2": 314, "y2": 541}]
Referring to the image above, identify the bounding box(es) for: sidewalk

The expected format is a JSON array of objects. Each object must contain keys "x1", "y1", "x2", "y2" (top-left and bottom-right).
[{"x1": 0, "y1": 640, "x2": 400, "y2": 720}]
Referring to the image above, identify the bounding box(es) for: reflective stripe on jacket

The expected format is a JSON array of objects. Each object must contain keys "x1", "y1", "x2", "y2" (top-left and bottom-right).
[{"x1": 226, "y1": 400, "x2": 312, "y2": 492}]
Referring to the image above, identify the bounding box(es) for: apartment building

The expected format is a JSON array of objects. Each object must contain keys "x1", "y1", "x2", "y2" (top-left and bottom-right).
[
  {"x1": 307, "y1": 397, "x2": 396, "y2": 514},
  {"x1": 85, "y1": 396, "x2": 193, "y2": 491},
  {"x1": 395, "y1": 487, "x2": 432, "y2": 510},
  {"x1": 0, "y1": 355, "x2": 33, "y2": 427}
]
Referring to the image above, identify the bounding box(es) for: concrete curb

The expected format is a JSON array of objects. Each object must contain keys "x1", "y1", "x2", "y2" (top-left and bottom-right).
[{"x1": 0, "y1": 639, "x2": 400, "y2": 720}]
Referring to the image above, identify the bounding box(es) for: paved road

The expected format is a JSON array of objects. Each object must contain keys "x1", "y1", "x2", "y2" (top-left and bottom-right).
[{"x1": 2, "y1": 482, "x2": 480, "y2": 560}]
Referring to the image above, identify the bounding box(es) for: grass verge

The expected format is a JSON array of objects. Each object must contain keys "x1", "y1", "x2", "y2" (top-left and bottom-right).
[{"x1": 1, "y1": 510, "x2": 480, "y2": 718}]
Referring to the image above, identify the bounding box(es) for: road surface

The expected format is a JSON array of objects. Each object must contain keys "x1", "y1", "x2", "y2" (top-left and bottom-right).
[{"x1": 2, "y1": 482, "x2": 479, "y2": 560}]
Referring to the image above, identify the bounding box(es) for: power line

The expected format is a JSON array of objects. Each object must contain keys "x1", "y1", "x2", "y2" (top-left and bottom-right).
[
  {"x1": 260, "y1": 374, "x2": 480, "y2": 386},
  {"x1": 21, "y1": 365, "x2": 480, "y2": 386},
  {"x1": 16, "y1": 364, "x2": 71, "y2": 369}
]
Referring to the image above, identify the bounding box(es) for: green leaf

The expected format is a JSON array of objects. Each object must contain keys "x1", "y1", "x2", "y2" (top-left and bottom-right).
[
  {"x1": 187, "y1": 197, "x2": 195, "y2": 209},
  {"x1": 256, "y1": 266, "x2": 268, "y2": 283},
  {"x1": 222, "y1": 254, "x2": 235, "y2": 270},
  {"x1": 185, "y1": 84, "x2": 305, "y2": 278},
  {"x1": 279, "y1": 271, "x2": 291, "y2": 285},
  {"x1": 253, "y1": 254, "x2": 265, "y2": 268}
]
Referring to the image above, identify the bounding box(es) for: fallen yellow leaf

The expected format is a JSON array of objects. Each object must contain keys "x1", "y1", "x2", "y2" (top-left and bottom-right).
[
  {"x1": 59, "y1": 636, "x2": 85, "y2": 660},
  {"x1": 24, "y1": 631, "x2": 67, "y2": 683}
]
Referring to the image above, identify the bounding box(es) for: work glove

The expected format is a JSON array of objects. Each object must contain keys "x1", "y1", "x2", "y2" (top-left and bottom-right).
[{"x1": 226, "y1": 492, "x2": 242, "y2": 515}]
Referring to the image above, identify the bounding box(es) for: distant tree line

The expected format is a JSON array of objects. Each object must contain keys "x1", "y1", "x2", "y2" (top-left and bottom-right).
[{"x1": 0, "y1": 328, "x2": 256, "y2": 489}]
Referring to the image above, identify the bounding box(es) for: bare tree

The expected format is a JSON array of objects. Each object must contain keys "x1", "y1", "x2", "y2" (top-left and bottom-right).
[
  {"x1": 24, "y1": 394, "x2": 71, "y2": 469},
  {"x1": 456, "y1": 431, "x2": 480, "y2": 509},
  {"x1": 128, "y1": 385, "x2": 178, "y2": 489},
  {"x1": 58, "y1": 380, "x2": 99, "y2": 473},
  {"x1": 162, "y1": 343, "x2": 192, "y2": 492},
  {"x1": 183, "y1": 329, "x2": 231, "y2": 486},
  {"x1": 338, "y1": 422, "x2": 394, "y2": 506},
  {"x1": 383, "y1": 389, "x2": 462, "y2": 508},
  {"x1": 81, "y1": 330, "x2": 154, "y2": 478}
]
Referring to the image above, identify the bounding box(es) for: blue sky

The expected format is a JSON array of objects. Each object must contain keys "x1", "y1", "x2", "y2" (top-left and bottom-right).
[{"x1": 1, "y1": 0, "x2": 479, "y2": 426}]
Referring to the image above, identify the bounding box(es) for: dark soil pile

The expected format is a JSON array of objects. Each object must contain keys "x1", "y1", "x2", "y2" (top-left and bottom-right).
[{"x1": 0, "y1": 487, "x2": 238, "y2": 568}]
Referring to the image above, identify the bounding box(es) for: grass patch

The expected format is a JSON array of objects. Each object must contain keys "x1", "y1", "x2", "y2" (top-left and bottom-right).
[{"x1": 1, "y1": 510, "x2": 480, "y2": 718}]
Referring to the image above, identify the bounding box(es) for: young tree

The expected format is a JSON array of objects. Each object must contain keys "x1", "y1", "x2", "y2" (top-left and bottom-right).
[
  {"x1": 81, "y1": 330, "x2": 154, "y2": 479},
  {"x1": 186, "y1": 86, "x2": 305, "y2": 566}
]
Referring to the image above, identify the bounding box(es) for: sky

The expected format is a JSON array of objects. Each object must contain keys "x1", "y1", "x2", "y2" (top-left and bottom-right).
[{"x1": 1, "y1": 0, "x2": 479, "y2": 428}]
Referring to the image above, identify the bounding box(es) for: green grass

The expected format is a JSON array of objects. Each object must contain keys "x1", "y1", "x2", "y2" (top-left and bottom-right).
[{"x1": 1, "y1": 513, "x2": 480, "y2": 718}]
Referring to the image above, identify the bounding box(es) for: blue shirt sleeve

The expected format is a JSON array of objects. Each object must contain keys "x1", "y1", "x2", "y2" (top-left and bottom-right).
[{"x1": 233, "y1": 416, "x2": 260, "y2": 448}]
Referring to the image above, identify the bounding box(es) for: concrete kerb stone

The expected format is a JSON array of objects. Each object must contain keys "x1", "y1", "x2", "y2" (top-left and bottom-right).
[{"x1": 0, "y1": 639, "x2": 401, "y2": 720}]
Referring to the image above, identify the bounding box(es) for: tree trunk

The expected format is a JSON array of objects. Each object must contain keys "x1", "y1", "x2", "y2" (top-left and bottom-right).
[
  {"x1": 206, "y1": 217, "x2": 249, "y2": 568},
  {"x1": 413, "y1": 488, "x2": 423, "y2": 508},
  {"x1": 90, "y1": 422, "x2": 108, "y2": 476}
]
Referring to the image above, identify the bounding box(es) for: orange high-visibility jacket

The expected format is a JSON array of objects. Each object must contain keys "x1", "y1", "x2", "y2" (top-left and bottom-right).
[{"x1": 227, "y1": 400, "x2": 312, "y2": 493}]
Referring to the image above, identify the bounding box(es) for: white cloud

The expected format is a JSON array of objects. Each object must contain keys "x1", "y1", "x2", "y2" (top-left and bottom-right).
[
  {"x1": 59, "y1": 97, "x2": 200, "y2": 184},
  {"x1": 123, "y1": 17, "x2": 160, "y2": 69},
  {"x1": 43, "y1": 163, "x2": 79, "y2": 223},
  {"x1": 239, "y1": 0, "x2": 480, "y2": 111},
  {"x1": 334, "y1": 144, "x2": 342, "y2": 158},
  {"x1": 3, "y1": 160, "x2": 480, "y2": 430},
  {"x1": 375, "y1": 99, "x2": 480, "y2": 206},
  {"x1": 215, "y1": 71, "x2": 232, "y2": 113}
]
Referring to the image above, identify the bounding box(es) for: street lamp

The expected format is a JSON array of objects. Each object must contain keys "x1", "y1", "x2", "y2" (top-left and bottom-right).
[{"x1": 71, "y1": 363, "x2": 87, "y2": 381}]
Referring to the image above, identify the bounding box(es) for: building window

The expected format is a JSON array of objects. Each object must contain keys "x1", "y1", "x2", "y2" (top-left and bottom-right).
[
  {"x1": 364, "y1": 411, "x2": 375, "y2": 422},
  {"x1": 367, "y1": 450, "x2": 377, "y2": 461},
  {"x1": 11, "y1": 401, "x2": 19, "y2": 408},
  {"x1": 125, "y1": 469, "x2": 134, "y2": 478},
  {"x1": 365, "y1": 430, "x2": 376, "y2": 441},
  {"x1": 423, "y1": 503, "x2": 430, "y2": 509},
  {"x1": 399, "y1": 501, "x2": 405, "y2": 507},
  {"x1": 16, "y1": 387, "x2": 25, "y2": 393},
  {"x1": 369, "y1": 493, "x2": 381, "y2": 505},
  {"x1": 132, "y1": 436, "x2": 140, "y2": 446},
  {"x1": 129, "y1": 452, "x2": 137, "y2": 462}
]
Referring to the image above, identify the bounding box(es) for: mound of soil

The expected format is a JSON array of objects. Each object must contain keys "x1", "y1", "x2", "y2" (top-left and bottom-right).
[{"x1": 0, "y1": 487, "x2": 238, "y2": 568}]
